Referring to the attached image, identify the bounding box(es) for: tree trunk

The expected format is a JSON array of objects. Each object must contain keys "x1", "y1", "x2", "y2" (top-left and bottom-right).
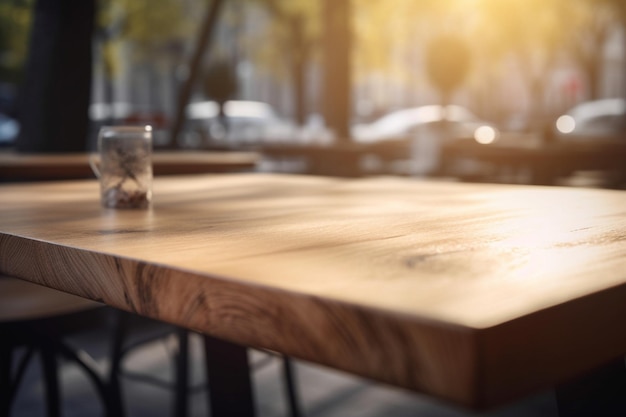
[
  {"x1": 322, "y1": 0, "x2": 352, "y2": 142},
  {"x1": 168, "y1": 0, "x2": 224, "y2": 149},
  {"x1": 290, "y1": 16, "x2": 307, "y2": 127}
]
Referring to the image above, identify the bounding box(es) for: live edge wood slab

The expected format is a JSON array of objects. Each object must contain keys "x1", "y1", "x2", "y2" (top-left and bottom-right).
[{"x1": 1, "y1": 173, "x2": 625, "y2": 410}]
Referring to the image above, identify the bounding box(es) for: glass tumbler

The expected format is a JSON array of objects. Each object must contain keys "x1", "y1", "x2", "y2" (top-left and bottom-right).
[{"x1": 93, "y1": 126, "x2": 153, "y2": 209}]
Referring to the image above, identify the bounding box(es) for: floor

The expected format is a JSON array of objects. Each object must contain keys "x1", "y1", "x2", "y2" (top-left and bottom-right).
[{"x1": 8, "y1": 315, "x2": 560, "y2": 417}]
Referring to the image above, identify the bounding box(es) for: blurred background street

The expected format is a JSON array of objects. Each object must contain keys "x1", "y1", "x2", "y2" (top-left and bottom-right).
[{"x1": 1, "y1": 0, "x2": 625, "y2": 188}]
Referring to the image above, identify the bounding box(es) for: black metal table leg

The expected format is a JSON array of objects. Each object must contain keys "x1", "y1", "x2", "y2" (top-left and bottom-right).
[
  {"x1": 203, "y1": 335, "x2": 255, "y2": 417},
  {"x1": 555, "y1": 357, "x2": 626, "y2": 416}
]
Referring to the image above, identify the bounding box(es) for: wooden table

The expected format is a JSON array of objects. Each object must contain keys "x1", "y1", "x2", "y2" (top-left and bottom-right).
[
  {"x1": 442, "y1": 136, "x2": 626, "y2": 186},
  {"x1": 259, "y1": 141, "x2": 414, "y2": 177},
  {"x1": 1, "y1": 174, "x2": 625, "y2": 415},
  {"x1": 0, "y1": 151, "x2": 259, "y2": 181}
]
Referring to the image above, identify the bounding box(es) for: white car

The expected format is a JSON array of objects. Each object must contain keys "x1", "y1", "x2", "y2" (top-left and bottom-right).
[
  {"x1": 185, "y1": 100, "x2": 294, "y2": 148},
  {"x1": 352, "y1": 104, "x2": 499, "y2": 145},
  {"x1": 351, "y1": 105, "x2": 499, "y2": 175},
  {"x1": 555, "y1": 98, "x2": 626, "y2": 141}
]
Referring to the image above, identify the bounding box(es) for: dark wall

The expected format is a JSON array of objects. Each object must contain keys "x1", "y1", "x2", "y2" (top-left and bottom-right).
[{"x1": 16, "y1": 0, "x2": 95, "y2": 153}]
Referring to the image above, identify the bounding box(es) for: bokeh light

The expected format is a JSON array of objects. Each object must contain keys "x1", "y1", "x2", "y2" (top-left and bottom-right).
[
  {"x1": 474, "y1": 125, "x2": 497, "y2": 144},
  {"x1": 556, "y1": 115, "x2": 576, "y2": 134}
]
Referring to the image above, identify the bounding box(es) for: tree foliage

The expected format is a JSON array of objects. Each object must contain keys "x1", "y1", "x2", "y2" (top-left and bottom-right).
[
  {"x1": 97, "y1": 0, "x2": 200, "y2": 72},
  {"x1": 3, "y1": 0, "x2": 625, "y2": 123},
  {"x1": 352, "y1": 0, "x2": 626, "y2": 109},
  {"x1": 243, "y1": 0, "x2": 320, "y2": 73},
  {"x1": 99, "y1": 0, "x2": 194, "y2": 43},
  {"x1": 0, "y1": 0, "x2": 33, "y2": 83}
]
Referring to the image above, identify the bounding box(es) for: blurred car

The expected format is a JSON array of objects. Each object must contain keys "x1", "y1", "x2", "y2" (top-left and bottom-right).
[
  {"x1": 89, "y1": 102, "x2": 170, "y2": 147},
  {"x1": 89, "y1": 101, "x2": 134, "y2": 123},
  {"x1": 0, "y1": 112, "x2": 19, "y2": 147},
  {"x1": 352, "y1": 104, "x2": 499, "y2": 145},
  {"x1": 350, "y1": 104, "x2": 499, "y2": 176},
  {"x1": 551, "y1": 98, "x2": 626, "y2": 188},
  {"x1": 184, "y1": 100, "x2": 294, "y2": 148},
  {"x1": 555, "y1": 98, "x2": 626, "y2": 141}
]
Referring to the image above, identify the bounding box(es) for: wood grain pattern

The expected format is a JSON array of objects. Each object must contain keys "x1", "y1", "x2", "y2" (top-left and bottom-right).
[{"x1": 0, "y1": 173, "x2": 625, "y2": 409}]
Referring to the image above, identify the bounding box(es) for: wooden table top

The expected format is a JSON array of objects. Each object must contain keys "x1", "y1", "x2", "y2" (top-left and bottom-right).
[
  {"x1": 1, "y1": 174, "x2": 625, "y2": 409},
  {"x1": 443, "y1": 136, "x2": 626, "y2": 167},
  {"x1": 0, "y1": 150, "x2": 259, "y2": 180}
]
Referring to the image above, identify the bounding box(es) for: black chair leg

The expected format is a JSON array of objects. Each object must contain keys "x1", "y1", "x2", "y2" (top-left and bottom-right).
[
  {"x1": 39, "y1": 347, "x2": 60, "y2": 417},
  {"x1": 54, "y1": 339, "x2": 117, "y2": 417},
  {"x1": 174, "y1": 328, "x2": 189, "y2": 417},
  {"x1": 282, "y1": 356, "x2": 302, "y2": 417},
  {"x1": 0, "y1": 344, "x2": 13, "y2": 417},
  {"x1": 108, "y1": 310, "x2": 128, "y2": 417}
]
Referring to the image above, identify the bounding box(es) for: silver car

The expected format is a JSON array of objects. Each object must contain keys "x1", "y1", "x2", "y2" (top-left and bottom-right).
[
  {"x1": 352, "y1": 104, "x2": 499, "y2": 144},
  {"x1": 185, "y1": 100, "x2": 294, "y2": 148},
  {"x1": 555, "y1": 98, "x2": 626, "y2": 141}
]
